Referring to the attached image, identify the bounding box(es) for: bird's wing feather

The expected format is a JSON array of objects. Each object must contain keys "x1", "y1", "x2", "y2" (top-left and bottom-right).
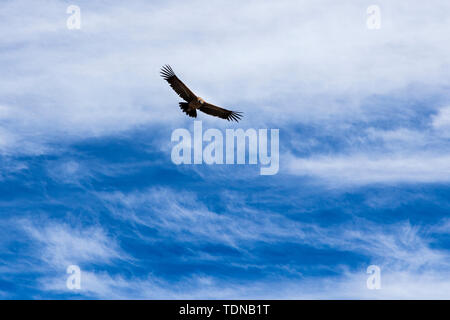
[
  {"x1": 160, "y1": 65, "x2": 197, "y2": 102},
  {"x1": 199, "y1": 103, "x2": 243, "y2": 122}
]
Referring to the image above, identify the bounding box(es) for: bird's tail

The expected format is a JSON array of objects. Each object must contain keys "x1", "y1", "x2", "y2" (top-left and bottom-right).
[{"x1": 179, "y1": 102, "x2": 197, "y2": 118}]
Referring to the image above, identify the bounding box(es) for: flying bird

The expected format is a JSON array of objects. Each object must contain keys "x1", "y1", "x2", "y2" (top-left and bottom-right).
[{"x1": 160, "y1": 65, "x2": 242, "y2": 122}]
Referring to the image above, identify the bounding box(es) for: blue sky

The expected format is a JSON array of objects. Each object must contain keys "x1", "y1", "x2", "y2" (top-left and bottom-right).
[{"x1": 0, "y1": 0, "x2": 450, "y2": 299}]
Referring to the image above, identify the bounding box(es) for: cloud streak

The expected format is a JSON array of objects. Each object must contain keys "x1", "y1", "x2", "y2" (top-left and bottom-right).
[{"x1": 287, "y1": 153, "x2": 450, "y2": 185}]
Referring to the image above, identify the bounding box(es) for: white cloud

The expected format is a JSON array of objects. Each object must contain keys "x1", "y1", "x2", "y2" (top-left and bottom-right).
[
  {"x1": 287, "y1": 152, "x2": 450, "y2": 185},
  {"x1": 365, "y1": 128, "x2": 428, "y2": 148},
  {"x1": 1, "y1": 0, "x2": 450, "y2": 154},
  {"x1": 38, "y1": 253, "x2": 450, "y2": 299},
  {"x1": 432, "y1": 106, "x2": 450, "y2": 138},
  {"x1": 432, "y1": 107, "x2": 450, "y2": 128},
  {"x1": 22, "y1": 220, "x2": 125, "y2": 268},
  {"x1": 98, "y1": 187, "x2": 314, "y2": 247},
  {"x1": 282, "y1": 270, "x2": 450, "y2": 299},
  {"x1": 99, "y1": 188, "x2": 450, "y2": 269}
]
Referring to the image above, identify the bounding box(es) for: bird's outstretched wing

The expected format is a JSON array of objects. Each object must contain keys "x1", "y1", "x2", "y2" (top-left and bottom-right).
[
  {"x1": 160, "y1": 65, "x2": 197, "y2": 102},
  {"x1": 199, "y1": 103, "x2": 243, "y2": 122}
]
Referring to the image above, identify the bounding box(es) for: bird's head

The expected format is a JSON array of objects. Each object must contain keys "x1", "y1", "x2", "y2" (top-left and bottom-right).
[{"x1": 197, "y1": 97, "x2": 205, "y2": 104}]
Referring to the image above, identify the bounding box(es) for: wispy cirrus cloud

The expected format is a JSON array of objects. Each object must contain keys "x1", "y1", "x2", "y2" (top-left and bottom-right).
[
  {"x1": 21, "y1": 187, "x2": 450, "y2": 299},
  {"x1": 21, "y1": 220, "x2": 126, "y2": 269},
  {"x1": 286, "y1": 103, "x2": 450, "y2": 185}
]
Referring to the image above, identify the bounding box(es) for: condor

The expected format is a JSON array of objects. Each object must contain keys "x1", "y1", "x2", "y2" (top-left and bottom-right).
[{"x1": 160, "y1": 65, "x2": 243, "y2": 122}]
